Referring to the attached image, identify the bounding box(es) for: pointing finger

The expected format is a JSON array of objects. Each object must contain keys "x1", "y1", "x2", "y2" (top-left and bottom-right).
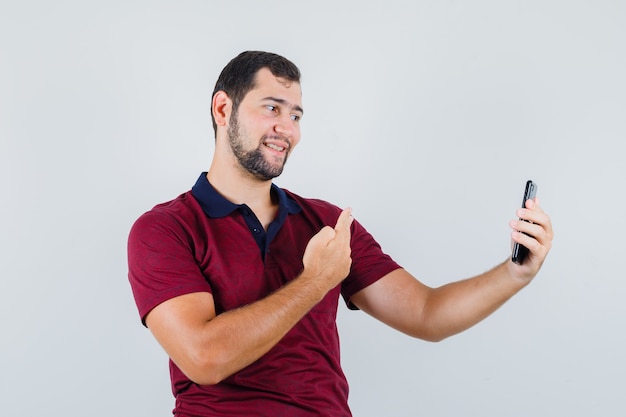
[{"x1": 334, "y1": 208, "x2": 353, "y2": 232}]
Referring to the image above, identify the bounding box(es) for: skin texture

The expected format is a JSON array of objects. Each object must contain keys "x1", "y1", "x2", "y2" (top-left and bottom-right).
[{"x1": 144, "y1": 68, "x2": 554, "y2": 385}]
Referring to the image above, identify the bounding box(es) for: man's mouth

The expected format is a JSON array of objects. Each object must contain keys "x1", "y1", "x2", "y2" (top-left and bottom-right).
[
  {"x1": 262, "y1": 137, "x2": 290, "y2": 154},
  {"x1": 264, "y1": 142, "x2": 286, "y2": 152}
]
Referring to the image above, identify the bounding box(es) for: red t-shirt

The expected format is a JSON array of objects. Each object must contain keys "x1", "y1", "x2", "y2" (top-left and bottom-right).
[{"x1": 128, "y1": 174, "x2": 401, "y2": 416}]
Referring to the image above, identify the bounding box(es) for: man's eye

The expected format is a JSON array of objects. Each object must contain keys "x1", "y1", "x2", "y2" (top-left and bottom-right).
[
  {"x1": 266, "y1": 105, "x2": 277, "y2": 112},
  {"x1": 291, "y1": 114, "x2": 301, "y2": 122}
]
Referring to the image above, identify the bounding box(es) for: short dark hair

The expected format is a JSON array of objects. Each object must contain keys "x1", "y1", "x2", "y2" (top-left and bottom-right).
[{"x1": 210, "y1": 51, "x2": 301, "y2": 134}]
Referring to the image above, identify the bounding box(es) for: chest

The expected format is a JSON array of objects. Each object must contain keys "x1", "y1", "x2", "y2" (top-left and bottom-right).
[{"x1": 193, "y1": 216, "x2": 319, "y2": 314}]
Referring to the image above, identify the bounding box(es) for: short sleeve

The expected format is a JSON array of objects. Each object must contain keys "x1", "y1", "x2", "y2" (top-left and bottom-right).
[
  {"x1": 127, "y1": 210, "x2": 212, "y2": 325},
  {"x1": 341, "y1": 219, "x2": 402, "y2": 309}
]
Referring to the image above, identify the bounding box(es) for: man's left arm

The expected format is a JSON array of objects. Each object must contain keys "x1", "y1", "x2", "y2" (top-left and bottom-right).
[{"x1": 350, "y1": 198, "x2": 553, "y2": 342}]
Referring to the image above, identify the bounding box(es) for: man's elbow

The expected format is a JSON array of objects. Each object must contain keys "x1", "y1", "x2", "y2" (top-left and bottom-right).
[
  {"x1": 179, "y1": 349, "x2": 232, "y2": 386},
  {"x1": 420, "y1": 333, "x2": 448, "y2": 343},
  {"x1": 185, "y1": 370, "x2": 223, "y2": 386},
  {"x1": 409, "y1": 327, "x2": 452, "y2": 343}
]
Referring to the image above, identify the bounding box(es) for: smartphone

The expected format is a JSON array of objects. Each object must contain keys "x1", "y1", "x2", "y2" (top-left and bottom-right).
[{"x1": 511, "y1": 180, "x2": 538, "y2": 264}]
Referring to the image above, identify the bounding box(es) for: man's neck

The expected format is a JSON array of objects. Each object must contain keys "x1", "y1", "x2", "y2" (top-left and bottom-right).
[
  {"x1": 206, "y1": 167, "x2": 276, "y2": 211},
  {"x1": 206, "y1": 167, "x2": 279, "y2": 230}
]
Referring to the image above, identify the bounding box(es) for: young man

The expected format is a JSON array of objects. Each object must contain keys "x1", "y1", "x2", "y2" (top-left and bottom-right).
[{"x1": 128, "y1": 51, "x2": 553, "y2": 416}]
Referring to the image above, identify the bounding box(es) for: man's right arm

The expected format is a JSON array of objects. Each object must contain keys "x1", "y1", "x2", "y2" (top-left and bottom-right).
[{"x1": 144, "y1": 208, "x2": 354, "y2": 385}]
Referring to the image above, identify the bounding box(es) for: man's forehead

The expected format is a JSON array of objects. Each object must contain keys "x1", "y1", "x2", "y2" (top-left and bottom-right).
[
  {"x1": 247, "y1": 68, "x2": 302, "y2": 109},
  {"x1": 252, "y1": 68, "x2": 301, "y2": 95}
]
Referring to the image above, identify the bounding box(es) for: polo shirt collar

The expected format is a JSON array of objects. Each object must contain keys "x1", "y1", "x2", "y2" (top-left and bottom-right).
[{"x1": 191, "y1": 172, "x2": 301, "y2": 218}]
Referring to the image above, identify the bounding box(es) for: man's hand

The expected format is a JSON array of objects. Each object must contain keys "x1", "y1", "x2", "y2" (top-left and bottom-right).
[
  {"x1": 302, "y1": 208, "x2": 354, "y2": 290},
  {"x1": 508, "y1": 197, "x2": 554, "y2": 282},
  {"x1": 351, "y1": 199, "x2": 554, "y2": 342}
]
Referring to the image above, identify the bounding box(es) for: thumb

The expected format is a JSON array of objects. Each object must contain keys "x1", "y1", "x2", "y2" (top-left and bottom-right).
[
  {"x1": 312, "y1": 225, "x2": 336, "y2": 248},
  {"x1": 335, "y1": 208, "x2": 353, "y2": 232}
]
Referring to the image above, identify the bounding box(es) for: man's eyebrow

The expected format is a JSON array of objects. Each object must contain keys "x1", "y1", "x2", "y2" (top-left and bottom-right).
[{"x1": 263, "y1": 96, "x2": 304, "y2": 115}]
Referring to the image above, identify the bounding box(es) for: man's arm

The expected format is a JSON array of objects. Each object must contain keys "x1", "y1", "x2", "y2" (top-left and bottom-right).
[
  {"x1": 350, "y1": 198, "x2": 553, "y2": 342},
  {"x1": 144, "y1": 208, "x2": 354, "y2": 385}
]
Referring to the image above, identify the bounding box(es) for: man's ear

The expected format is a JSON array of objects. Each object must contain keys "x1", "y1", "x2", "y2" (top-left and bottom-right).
[{"x1": 212, "y1": 91, "x2": 231, "y2": 127}]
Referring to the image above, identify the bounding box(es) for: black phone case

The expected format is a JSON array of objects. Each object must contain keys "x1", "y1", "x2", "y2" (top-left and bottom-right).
[{"x1": 511, "y1": 180, "x2": 537, "y2": 264}]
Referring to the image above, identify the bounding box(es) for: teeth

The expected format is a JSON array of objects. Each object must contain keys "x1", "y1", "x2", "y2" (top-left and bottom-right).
[{"x1": 265, "y1": 143, "x2": 285, "y2": 152}]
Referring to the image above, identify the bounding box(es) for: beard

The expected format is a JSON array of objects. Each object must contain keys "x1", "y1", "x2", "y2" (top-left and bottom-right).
[{"x1": 227, "y1": 111, "x2": 290, "y2": 181}]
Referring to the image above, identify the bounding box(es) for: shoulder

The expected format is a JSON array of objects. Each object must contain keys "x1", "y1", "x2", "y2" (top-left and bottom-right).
[
  {"x1": 281, "y1": 188, "x2": 342, "y2": 219},
  {"x1": 129, "y1": 191, "x2": 203, "y2": 244}
]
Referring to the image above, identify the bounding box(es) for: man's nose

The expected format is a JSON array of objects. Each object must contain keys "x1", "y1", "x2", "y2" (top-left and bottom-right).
[{"x1": 274, "y1": 114, "x2": 295, "y2": 137}]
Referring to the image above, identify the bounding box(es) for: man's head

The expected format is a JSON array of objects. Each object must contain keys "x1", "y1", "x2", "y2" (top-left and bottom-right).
[
  {"x1": 210, "y1": 51, "x2": 304, "y2": 182},
  {"x1": 211, "y1": 51, "x2": 301, "y2": 134}
]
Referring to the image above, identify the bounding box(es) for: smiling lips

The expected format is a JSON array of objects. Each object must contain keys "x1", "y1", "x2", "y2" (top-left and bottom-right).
[
  {"x1": 263, "y1": 138, "x2": 289, "y2": 154},
  {"x1": 265, "y1": 143, "x2": 285, "y2": 152}
]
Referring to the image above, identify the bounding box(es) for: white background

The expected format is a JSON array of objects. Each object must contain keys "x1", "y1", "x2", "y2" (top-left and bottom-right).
[{"x1": 1, "y1": 1, "x2": 625, "y2": 416}]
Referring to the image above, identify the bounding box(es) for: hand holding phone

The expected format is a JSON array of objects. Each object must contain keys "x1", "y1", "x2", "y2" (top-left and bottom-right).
[{"x1": 511, "y1": 180, "x2": 537, "y2": 264}]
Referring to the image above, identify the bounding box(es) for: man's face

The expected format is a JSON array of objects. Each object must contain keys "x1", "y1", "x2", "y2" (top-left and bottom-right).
[{"x1": 226, "y1": 68, "x2": 303, "y2": 181}]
